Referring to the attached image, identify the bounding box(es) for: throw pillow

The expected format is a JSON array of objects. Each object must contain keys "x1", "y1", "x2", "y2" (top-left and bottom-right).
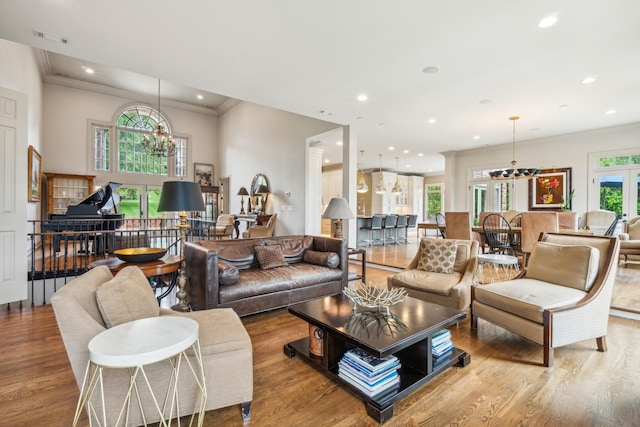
[
  {"x1": 218, "y1": 259, "x2": 240, "y2": 286},
  {"x1": 303, "y1": 250, "x2": 340, "y2": 268},
  {"x1": 254, "y1": 244, "x2": 288, "y2": 270},
  {"x1": 416, "y1": 239, "x2": 458, "y2": 274},
  {"x1": 96, "y1": 266, "x2": 159, "y2": 328}
]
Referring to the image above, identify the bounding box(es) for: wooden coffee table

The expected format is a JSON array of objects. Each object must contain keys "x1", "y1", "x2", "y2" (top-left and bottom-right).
[{"x1": 285, "y1": 294, "x2": 470, "y2": 423}]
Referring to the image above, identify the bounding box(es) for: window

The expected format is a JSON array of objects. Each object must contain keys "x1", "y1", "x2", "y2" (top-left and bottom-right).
[
  {"x1": 93, "y1": 106, "x2": 187, "y2": 177},
  {"x1": 469, "y1": 168, "x2": 513, "y2": 225},
  {"x1": 426, "y1": 184, "x2": 444, "y2": 216}
]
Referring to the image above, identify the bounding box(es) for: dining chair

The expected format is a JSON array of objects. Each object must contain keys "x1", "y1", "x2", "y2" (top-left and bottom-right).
[
  {"x1": 520, "y1": 212, "x2": 559, "y2": 267},
  {"x1": 444, "y1": 211, "x2": 472, "y2": 240},
  {"x1": 435, "y1": 213, "x2": 446, "y2": 238},
  {"x1": 482, "y1": 213, "x2": 516, "y2": 256},
  {"x1": 509, "y1": 213, "x2": 522, "y2": 253},
  {"x1": 557, "y1": 211, "x2": 579, "y2": 230}
]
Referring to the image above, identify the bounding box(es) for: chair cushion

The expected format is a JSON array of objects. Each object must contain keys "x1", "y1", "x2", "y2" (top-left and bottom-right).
[
  {"x1": 416, "y1": 239, "x2": 457, "y2": 274},
  {"x1": 218, "y1": 260, "x2": 240, "y2": 286},
  {"x1": 473, "y1": 278, "x2": 587, "y2": 323},
  {"x1": 254, "y1": 244, "x2": 288, "y2": 270},
  {"x1": 303, "y1": 250, "x2": 339, "y2": 268},
  {"x1": 526, "y1": 242, "x2": 599, "y2": 291},
  {"x1": 389, "y1": 270, "x2": 463, "y2": 296},
  {"x1": 96, "y1": 266, "x2": 159, "y2": 328}
]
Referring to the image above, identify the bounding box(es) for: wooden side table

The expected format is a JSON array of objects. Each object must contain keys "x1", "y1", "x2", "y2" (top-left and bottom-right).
[
  {"x1": 89, "y1": 255, "x2": 183, "y2": 304},
  {"x1": 73, "y1": 316, "x2": 207, "y2": 426},
  {"x1": 348, "y1": 248, "x2": 367, "y2": 284}
]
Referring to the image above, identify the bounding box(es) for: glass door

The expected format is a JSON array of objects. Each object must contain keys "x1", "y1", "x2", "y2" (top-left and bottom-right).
[{"x1": 592, "y1": 168, "x2": 640, "y2": 225}]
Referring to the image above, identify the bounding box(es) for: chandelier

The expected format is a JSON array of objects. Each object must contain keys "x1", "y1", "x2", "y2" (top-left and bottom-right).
[
  {"x1": 375, "y1": 154, "x2": 386, "y2": 194},
  {"x1": 141, "y1": 79, "x2": 177, "y2": 157},
  {"x1": 356, "y1": 150, "x2": 369, "y2": 193},
  {"x1": 489, "y1": 116, "x2": 540, "y2": 180},
  {"x1": 391, "y1": 156, "x2": 402, "y2": 195}
]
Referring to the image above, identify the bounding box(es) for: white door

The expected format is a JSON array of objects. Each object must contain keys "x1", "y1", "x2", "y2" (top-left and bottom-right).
[
  {"x1": 0, "y1": 87, "x2": 28, "y2": 305},
  {"x1": 592, "y1": 169, "x2": 640, "y2": 223}
]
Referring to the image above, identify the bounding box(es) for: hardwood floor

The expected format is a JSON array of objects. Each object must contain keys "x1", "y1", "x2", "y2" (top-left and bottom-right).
[{"x1": 1, "y1": 238, "x2": 639, "y2": 426}]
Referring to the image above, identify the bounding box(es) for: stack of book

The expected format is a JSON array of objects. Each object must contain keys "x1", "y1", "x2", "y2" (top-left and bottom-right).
[
  {"x1": 338, "y1": 348, "x2": 401, "y2": 399},
  {"x1": 432, "y1": 329, "x2": 455, "y2": 368}
]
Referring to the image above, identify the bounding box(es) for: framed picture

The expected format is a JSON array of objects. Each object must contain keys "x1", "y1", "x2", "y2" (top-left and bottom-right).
[
  {"x1": 194, "y1": 163, "x2": 214, "y2": 187},
  {"x1": 528, "y1": 167, "x2": 572, "y2": 211},
  {"x1": 28, "y1": 145, "x2": 42, "y2": 202}
]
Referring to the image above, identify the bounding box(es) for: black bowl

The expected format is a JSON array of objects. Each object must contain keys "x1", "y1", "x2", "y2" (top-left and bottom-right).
[{"x1": 114, "y1": 247, "x2": 167, "y2": 263}]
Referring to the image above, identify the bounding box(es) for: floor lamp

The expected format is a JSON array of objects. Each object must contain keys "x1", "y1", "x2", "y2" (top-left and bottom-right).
[
  {"x1": 322, "y1": 197, "x2": 354, "y2": 239},
  {"x1": 158, "y1": 181, "x2": 205, "y2": 312}
]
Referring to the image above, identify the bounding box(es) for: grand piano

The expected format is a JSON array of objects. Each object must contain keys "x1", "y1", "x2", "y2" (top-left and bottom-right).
[{"x1": 42, "y1": 182, "x2": 124, "y2": 252}]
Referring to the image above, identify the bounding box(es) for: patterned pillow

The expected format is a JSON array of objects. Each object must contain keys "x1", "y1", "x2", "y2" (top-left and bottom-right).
[
  {"x1": 416, "y1": 239, "x2": 458, "y2": 274},
  {"x1": 254, "y1": 244, "x2": 288, "y2": 270}
]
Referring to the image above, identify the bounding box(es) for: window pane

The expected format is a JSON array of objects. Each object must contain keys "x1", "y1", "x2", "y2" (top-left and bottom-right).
[
  {"x1": 615, "y1": 156, "x2": 630, "y2": 166},
  {"x1": 93, "y1": 126, "x2": 110, "y2": 171}
]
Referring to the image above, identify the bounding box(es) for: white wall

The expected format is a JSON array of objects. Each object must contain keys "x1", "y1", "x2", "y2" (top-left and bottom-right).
[
  {"x1": 42, "y1": 83, "x2": 218, "y2": 187},
  {"x1": 218, "y1": 101, "x2": 339, "y2": 235},
  {"x1": 452, "y1": 123, "x2": 640, "y2": 214}
]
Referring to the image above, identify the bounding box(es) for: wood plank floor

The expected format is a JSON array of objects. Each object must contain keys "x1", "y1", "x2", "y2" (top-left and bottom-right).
[{"x1": 1, "y1": 240, "x2": 639, "y2": 426}]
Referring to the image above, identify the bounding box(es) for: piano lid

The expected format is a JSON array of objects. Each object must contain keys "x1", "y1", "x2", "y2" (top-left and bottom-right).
[{"x1": 69, "y1": 182, "x2": 122, "y2": 214}]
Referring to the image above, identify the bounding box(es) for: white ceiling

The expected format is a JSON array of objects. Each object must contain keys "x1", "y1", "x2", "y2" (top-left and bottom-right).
[{"x1": 2, "y1": 1, "x2": 639, "y2": 174}]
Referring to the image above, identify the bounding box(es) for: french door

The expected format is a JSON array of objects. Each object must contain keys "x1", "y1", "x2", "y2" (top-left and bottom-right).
[{"x1": 118, "y1": 184, "x2": 163, "y2": 223}]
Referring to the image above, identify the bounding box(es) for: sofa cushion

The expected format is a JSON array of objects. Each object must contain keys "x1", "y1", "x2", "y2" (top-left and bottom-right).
[
  {"x1": 473, "y1": 278, "x2": 588, "y2": 323},
  {"x1": 303, "y1": 250, "x2": 339, "y2": 268},
  {"x1": 526, "y1": 242, "x2": 599, "y2": 291},
  {"x1": 416, "y1": 239, "x2": 457, "y2": 274},
  {"x1": 254, "y1": 244, "x2": 288, "y2": 270},
  {"x1": 218, "y1": 260, "x2": 240, "y2": 286},
  {"x1": 389, "y1": 269, "x2": 463, "y2": 296},
  {"x1": 274, "y1": 235, "x2": 314, "y2": 263},
  {"x1": 96, "y1": 266, "x2": 159, "y2": 328}
]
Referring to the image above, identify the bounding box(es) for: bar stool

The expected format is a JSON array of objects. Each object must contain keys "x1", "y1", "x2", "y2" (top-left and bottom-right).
[
  {"x1": 395, "y1": 214, "x2": 408, "y2": 244},
  {"x1": 383, "y1": 214, "x2": 398, "y2": 245},
  {"x1": 360, "y1": 214, "x2": 384, "y2": 246}
]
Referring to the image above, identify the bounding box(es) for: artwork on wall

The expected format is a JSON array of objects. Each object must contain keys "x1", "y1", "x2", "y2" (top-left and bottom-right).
[
  {"x1": 528, "y1": 167, "x2": 572, "y2": 211},
  {"x1": 194, "y1": 163, "x2": 214, "y2": 187},
  {"x1": 28, "y1": 145, "x2": 42, "y2": 202}
]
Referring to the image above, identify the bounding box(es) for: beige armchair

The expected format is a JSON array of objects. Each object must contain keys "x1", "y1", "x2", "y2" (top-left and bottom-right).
[
  {"x1": 388, "y1": 238, "x2": 478, "y2": 310},
  {"x1": 242, "y1": 213, "x2": 277, "y2": 238},
  {"x1": 214, "y1": 213, "x2": 235, "y2": 239},
  {"x1": 51, "y1": 265, "x2": 253, "y2": 425},
  {"x1": 619, "y1": 216, "x2": 640, "y2": 264},
  {"x1": 471, "y1": 233, "x2": 620, "y2": 367},
  {"x1": 581, "y1": 210, "x2": 617, "y2": 235}
]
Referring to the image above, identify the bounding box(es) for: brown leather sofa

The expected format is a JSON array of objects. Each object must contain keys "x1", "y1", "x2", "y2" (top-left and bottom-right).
[{"x1": 185, "y1": 235, "x2": 348, "y2": 316}]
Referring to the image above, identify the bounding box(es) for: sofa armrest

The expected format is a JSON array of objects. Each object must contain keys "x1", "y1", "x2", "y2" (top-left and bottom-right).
[
  {"x1": 618, "y1": 232, "x2": 629, "y2": 240},
  {"x1": 311, "y1": 236, "x2": 348, "y2": 287},
  {"x1": 185, "y1": 241, "x2": 221, "y2": 310}
]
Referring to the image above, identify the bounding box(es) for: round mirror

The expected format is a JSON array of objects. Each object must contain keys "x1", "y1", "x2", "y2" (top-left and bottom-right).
[{"x1": 251, "y1": 174, "x2": 270, "y2": 196}]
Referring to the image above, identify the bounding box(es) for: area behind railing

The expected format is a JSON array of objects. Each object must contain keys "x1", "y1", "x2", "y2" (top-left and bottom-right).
[{"x1": 25, "y1": 217, "x2": 220, "y2": 308}]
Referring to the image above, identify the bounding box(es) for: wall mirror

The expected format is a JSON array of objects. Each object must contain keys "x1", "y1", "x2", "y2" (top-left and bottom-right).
[{"x1": 250, "y1": 174, "x2": 270, "y2": 214}]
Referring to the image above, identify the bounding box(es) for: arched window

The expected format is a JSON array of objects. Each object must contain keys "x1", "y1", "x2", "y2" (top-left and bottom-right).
[{"x1": 93, "y1": 105, "x2": 187, "y2": 177}]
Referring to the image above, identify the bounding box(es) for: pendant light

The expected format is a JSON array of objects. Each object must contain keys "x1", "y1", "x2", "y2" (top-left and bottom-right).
[
  {"x1": 391, "y1": 156, "x2": 403, "y2": 195},
  {"x1": 375, "y1": 154, "x2": 386, "y2": 194},
  {"x1": 141, "y1": 79, "x2": 177, "y2": 157},
  {"x1": 356, "y1": 150, "x2": 369, "y2": 193},
  {"x1": 489, "y1": 116, "x2": 540, "y2": 180}
]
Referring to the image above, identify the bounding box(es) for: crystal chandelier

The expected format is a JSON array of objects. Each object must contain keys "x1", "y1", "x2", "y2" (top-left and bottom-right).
[
  {"x1": 489, "y1": 116, "x2": 540, "y2": 180},
  {"x1": 391, "y1": 157, "x2": 403, "y2": 195},
  {"x1": 356, "y1": 150, "x2": 369, "y2": 193},
  {"x1": 141, "y1": 79, "x2": 177, "y2": 157},
  {"x1": 375, "y1": 154, "x2": 386, "y2": 194}
]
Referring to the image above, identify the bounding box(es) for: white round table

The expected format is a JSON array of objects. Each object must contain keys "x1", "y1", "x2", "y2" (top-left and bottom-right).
[
  {"x1": 73, "y1": 316, "x2": 207, "y2": 427},
  {"x1": 477, "y1": 253, "x2": 520, "y2": 284}
]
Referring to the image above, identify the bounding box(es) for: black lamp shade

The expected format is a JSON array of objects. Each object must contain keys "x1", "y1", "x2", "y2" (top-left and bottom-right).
[
  {"x1": 237, "y1": 186, "x2": 250, "y2": 196},
  {"x1": 157, "y1": 181, "x2": 205, "y2": 212},
  {"x1": 256, "y1": 184, "x2": 269, "y2": 195}
]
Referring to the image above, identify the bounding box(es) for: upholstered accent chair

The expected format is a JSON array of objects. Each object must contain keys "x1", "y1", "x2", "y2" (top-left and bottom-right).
[
  {"x1": 445, "y1": 211, "x2": 472, "y2": 240},
  {"x1": 471, "y1": 233, "x2": 620, "y2": 367},
  {"x1": 387, "y1": 238, "x2": 479, "y2": 310},
  {"x1": 51, "y1": 266, "x2": 254, "y2": 425},
  {"x1": 619, "y1": 216, "x2": 640, "y2": 264},
  {"x1": 242, "y1": 213, "x2": 277, "y2": 238},
  {"x1": 581, "y1": 210, "x2": 617, "y2": 235},
  {"x1": 215, "y1": 213, "x2": 235, "y2": 239}
]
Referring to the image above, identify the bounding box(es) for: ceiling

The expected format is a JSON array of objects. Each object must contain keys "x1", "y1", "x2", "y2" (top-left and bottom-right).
[{"x1": 2, "y1": 1, "x2": 639, "y2": 175}]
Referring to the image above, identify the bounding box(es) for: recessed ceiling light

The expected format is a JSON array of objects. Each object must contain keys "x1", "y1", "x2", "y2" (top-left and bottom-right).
[
  {"x1": 427, "y1": 118, "x2": 437, "y2": 124},
  {"x1": 84, "y1": 67, "x2": 94, "y2": 74},
  {"x1": 324, "y1": 159, "x2": 330, "y2": 163},
  {"x1": 428, "y1": 169, "x2": 433, "y2": 172},
  {"x1": 580, "y1": 76, "x2": 598, "y2": 84},
  {"x1": 473, "y1": 135, "x2": 481, "y2": 140},
  {"x1": 418, "y1": 153, "x2": 424, "y2": 157},
  {"x1": 357, "y1": 94, "x2": 368, "y2": 101},
  {"x1": 605, "y1": 109, "x2": 617, "y2": 115},
  {"x1": 538, "y1": 15, "x2": 558, "y2": 28},
  {"x1": 405, "y1": 164, "x2": 411, "y2": 168},
  {"x1": 388, "y1": 146, "x2": 395, "y2": 151},
  {"x1": 422, "y1": 66, "x2": 440, "y2": 74},
  {"x1": 336, "y1": 141, "x2": 343, "y2": 145},
  {"x1": 403, "y1": 149, "x2": 409, "y2": 154},
  {"x1": 196, "y1": 94, "x2": 204, "y2": 100}
]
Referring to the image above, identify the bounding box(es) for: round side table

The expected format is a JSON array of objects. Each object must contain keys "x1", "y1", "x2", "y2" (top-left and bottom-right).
[
  {"x1": 73, "y1": 316, "x2": 207, "y2": 427},
  {"x1": 477, "y1": 253, "x2": 520, "y2": 284}
]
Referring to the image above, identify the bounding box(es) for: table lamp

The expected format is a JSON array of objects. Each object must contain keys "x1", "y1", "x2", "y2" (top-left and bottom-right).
[
  {"x1": 237, "y1": 186, "x2": 249, "y2": 214},
  {"x1": 158, "y1": 181, "x2": 205, "y2": 311},
  {"x1": 322, "y1": 197, "x2": 354, "y2": 239},
  {"x1": 255, "y1": 184, "x2": 270, "y2": 214}
]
